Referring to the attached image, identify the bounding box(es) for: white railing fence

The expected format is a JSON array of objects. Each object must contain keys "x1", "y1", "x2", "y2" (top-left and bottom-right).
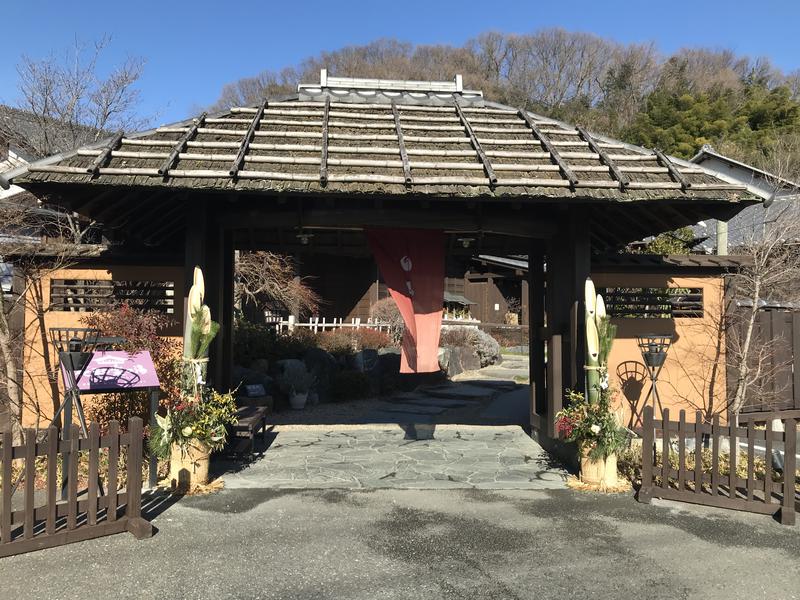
[{"x1": 274, "y1": 316, "x2": 392, "y2": 333}]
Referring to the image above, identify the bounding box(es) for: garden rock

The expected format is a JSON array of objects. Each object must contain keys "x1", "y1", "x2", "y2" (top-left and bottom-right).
[
  {"x1": 348, "y1": 349, "x2": 379, "y2": 372},
  {"x1": 303, "y1": 348, "x2": 339, "y2": 403},
  {"x1": 376, "y1": 348, "x2": 402, "y2": 393},
  {"x1": 231, "y1": 364, "x2": 274, "y2": 395},
  {"x1": 250, "y1": 358, "x2": 270, "y2": 374},
  {"x1": 452, "y1": 346, "x2": 481, "y2": 373},
  {"x1": 439, "y1": 346, "x2": 469, "y2": 377}
]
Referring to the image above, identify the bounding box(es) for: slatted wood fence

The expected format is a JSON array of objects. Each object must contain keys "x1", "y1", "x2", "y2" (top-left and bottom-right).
[
  {"x1": 50, "y1": 279, "x2": 176, "y2": 314},
  {"x1": 638, "y1": 406, "x2": 798, "y2": 525},
  {"x1": 0, "y1": 417, "x2": 152, "y2": 557},
  {"x1": 730, "y1": 308, "x2": 800, "y2": 413}
]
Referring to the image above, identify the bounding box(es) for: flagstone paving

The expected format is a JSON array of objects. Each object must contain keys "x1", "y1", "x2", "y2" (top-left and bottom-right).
[{"x1": 220, "y1": 424, "x2": 568, "y2": 490}]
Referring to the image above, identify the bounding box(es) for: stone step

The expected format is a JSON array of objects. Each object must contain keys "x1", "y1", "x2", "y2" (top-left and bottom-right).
[
  {"x1": 375, "y1": 403, "x2": 450, "y2": 415},
  {"x1": 458, "y1": 380, "x2": 520, "y2": 392},
  {"x1": 418, "y1": 383, "x2": 496, "y2": 401},
  {"x1": 388, "y1": 393, "x2": 479, "y2": 409}
]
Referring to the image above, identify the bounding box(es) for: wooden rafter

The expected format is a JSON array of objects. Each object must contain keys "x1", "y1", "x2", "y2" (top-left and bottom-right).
[
  {"x1": 454, "y1": 98, "x2": 497, "y2": 186},
  {"x1": 391, "y1": 101, "x2": 412, "y2": 185},
  {"x1": 654, "y1": 149, "x2": 691, "y2": 191},
  {"x1": 320, "y1": 96, "x2": 331, "y2": 186},
  {"x1": 518, "y1": 110, "x2": 578, "y2": 187},
  {"x1": 86, "y1": 131, "x2": 123, "y2": 177},
  {"x1": 159, "y1": 112, "x2": 206, "y2": 177},
  {"x1": 576, "y1": 126, "x2": 629, "y2": 190},
  {"x1": 229, "y1": 101, "x2": 267, "y2": 177}
]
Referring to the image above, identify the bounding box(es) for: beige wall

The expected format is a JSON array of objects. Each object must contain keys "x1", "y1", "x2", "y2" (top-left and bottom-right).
[
  {"x1": 592, "y1": 272, "x2": 727, "y2": 427},
  {"x1": 19, "y1": 265, "x2": 184, "y2": 428}
]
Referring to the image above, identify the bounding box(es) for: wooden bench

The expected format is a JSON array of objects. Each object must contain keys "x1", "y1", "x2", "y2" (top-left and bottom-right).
[{"x1": 229, "y1": 405, "x2": 269, "y2": 455}]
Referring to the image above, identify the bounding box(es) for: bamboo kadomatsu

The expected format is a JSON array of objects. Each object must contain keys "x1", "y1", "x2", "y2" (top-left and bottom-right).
[{"x1": 183, "y1": 266, "x2": 220, "y2": 396}]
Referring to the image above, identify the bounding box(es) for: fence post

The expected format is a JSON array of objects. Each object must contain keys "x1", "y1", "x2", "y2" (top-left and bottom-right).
[
  {"x1": 781, "y1": 418, "x2": 797, "y2": 526},
  {"x1": 694, "y1": 411, "x2": 703, "y2": 495},
  {"x1": 288, "y1": 315, "x2": 296, "y2": 332},
  {"x1": 639, "y1": 405, "x2": 654, "y2": 503},
  {"x1": 23, "y1": 429, "x2": 36, "y2": 539},
  {"x1": 1, "y1": 429, "x2": 11, "y2": 544},
  {"x1": 46, "y1": 427, "x2": 58, "y2": 535},
  {"x1": 125, "y1": 417, "x2": 153, "y2": 539},
  {"x1": 661, "y1": 408, "x2": 671, "y2": 491}
]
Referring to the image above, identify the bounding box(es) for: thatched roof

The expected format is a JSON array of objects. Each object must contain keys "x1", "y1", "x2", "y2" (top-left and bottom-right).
[{"x1": 1, "y1": 74, "x2": 752, "y2": 203}]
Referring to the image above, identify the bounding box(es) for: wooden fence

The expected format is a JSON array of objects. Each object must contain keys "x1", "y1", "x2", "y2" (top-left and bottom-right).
[
  {"x1": 729, "y1": 308, "x2": 800, "y2": 413},
  {"x1": 638, "y1": 406, "x2": 798, "y2": 525},
  {"x1": 0, "y1": 417, "x2": 152, "y2": 557}
]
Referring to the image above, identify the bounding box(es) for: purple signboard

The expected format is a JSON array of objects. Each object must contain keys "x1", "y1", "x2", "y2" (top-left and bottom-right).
[{"x1": 62, "y1": 351, "x2": 161, "y2": 392}]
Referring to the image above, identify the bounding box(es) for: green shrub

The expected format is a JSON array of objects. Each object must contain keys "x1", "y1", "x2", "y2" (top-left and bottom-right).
[
  {"x1": 330, "y1": 371, "x2": 371, "y2": 402},
  {"x1": 233, "y1": 320, "x2": 317, "y2": 366}
]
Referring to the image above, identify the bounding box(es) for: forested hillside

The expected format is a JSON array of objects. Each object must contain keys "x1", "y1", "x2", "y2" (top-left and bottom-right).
[{"x1": 211, "y1": 29, "x2": 800, "y2": 171}]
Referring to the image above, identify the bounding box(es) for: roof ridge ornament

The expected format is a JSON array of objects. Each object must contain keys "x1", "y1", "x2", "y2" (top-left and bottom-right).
[{"x1": 297, "y1": 70, "x2": 483, "y2": 105}]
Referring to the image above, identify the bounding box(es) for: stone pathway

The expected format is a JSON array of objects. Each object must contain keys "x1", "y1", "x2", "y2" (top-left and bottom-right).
[
  {"x1": 220, "y1": 424, "x2": 567, "y2": 490},
  {"x1": 221, "y1": 352, "x2": 569, "y2": 491}
]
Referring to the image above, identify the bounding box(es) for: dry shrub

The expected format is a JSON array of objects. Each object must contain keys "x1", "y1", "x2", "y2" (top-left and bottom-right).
[
  {"x1": 370, "y1": 297, "x2": 405, "y2": 344},
  {"x1": 317, "y1": 330, "x2": 354, "y2": 355},
  {"x1": 440, "y1": 326, "x2": 501, "y2": 367},
  {"x1": 352, "y1": 328, "x2": 391, "y2": 350},
  {"x1": 81, "y1": 304, "x2": 182, "y2": 429},
  {"x1": 440, "y1": 327, "x2": 474, "y2": 348}
]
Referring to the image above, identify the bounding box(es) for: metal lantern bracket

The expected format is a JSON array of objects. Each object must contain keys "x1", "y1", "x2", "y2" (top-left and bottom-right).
[{"x1": 636, "y1": 333, "x2": 673, "y2": 419}]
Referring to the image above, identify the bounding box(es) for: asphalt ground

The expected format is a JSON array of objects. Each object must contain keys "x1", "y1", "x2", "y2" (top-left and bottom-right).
[{"x1": 1, "y1": 487, "x2": 798, "y2": 600}]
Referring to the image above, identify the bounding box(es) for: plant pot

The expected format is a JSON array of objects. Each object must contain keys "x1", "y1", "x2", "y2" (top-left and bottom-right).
[
  {"x1": 580, "y1": 450, "x2": 618, "y2": 488},
  {"x1": 169, "y1": 439, "x2": 211, "y2": 492},
  {"x1": 289, "y1": 392, "x2": 308, "y2": 410}
]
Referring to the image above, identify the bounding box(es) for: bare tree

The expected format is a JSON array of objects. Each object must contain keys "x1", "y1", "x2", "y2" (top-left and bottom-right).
[
  {"x1": 0, "y1": 202, "x2": 88, "y2": 442},
  {"x1": 726, "y1": 142, "x2": 800, "y2": 420},
  {"x1": 235, "y1": 251, "x2": 320, "y2": 320},
  {"x1": 0, "y1": 38, "x2": 148, "y2": 440},
  {"x1": 2, "y1": 36, "x2": 146, "y2": 158}
]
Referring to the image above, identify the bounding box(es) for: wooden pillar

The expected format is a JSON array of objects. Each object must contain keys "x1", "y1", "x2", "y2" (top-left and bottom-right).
[
  {"x1": 220, "y1": 231, "x2": 235, "y2": 390},
  {"x1": 528, "y1": 242, "x2": 546, "y2": 428},
  {"x1": 542, "y1": 209, "x2": 591, "y2": 435},
  {"x1": 203, "y1": 210, "x2": 224, "y2": 388},
  {"x1": 182, "y1": 198, "x2": 232, "y2": 390},
  {"x1": 569, "y1": 211, "x2": 591, "y2": 393}
]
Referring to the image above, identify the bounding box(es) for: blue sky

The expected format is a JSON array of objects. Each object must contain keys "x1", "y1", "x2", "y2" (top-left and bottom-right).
[{"x1": 2, "y1": 0, "x2": 799, "y2": 125}]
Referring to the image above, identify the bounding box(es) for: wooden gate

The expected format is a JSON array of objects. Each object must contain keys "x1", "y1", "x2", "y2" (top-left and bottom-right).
[
  {"x1": 638, "y1": 406, "x2": 797, "y2": 525},
  {"x1": 0, "y1": 417, "x2": 152, "y2": 557}
]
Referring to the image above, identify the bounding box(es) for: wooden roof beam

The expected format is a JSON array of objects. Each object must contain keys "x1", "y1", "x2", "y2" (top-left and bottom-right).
[
  {"x1": 518, "y1": 110, "x2": 578, "y2": 188},
  {"x1": 320, "y1": 96, "x2": 331, "y2": 186},
  {"x1": 159, "y1": 112, "x2": 206, "y2": 177},
  {"x1": 229, "y1": 101, "x2": 267, "y2": 178},
  {"x1": 86, "y1": 131, "x2": 124, "y2": 177},
  {"x1": 576, "y1": 126, "x2": 629, "y2": 190},
  {"x1": 654, "y1": 149, "x2": 691, "y2": 191},
  {"x1": 454, "y1": 98, "x2": 497, "y2": 186},
  {"x1": 391, "y1": 100, "x2": 412, "y2": 186}
]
